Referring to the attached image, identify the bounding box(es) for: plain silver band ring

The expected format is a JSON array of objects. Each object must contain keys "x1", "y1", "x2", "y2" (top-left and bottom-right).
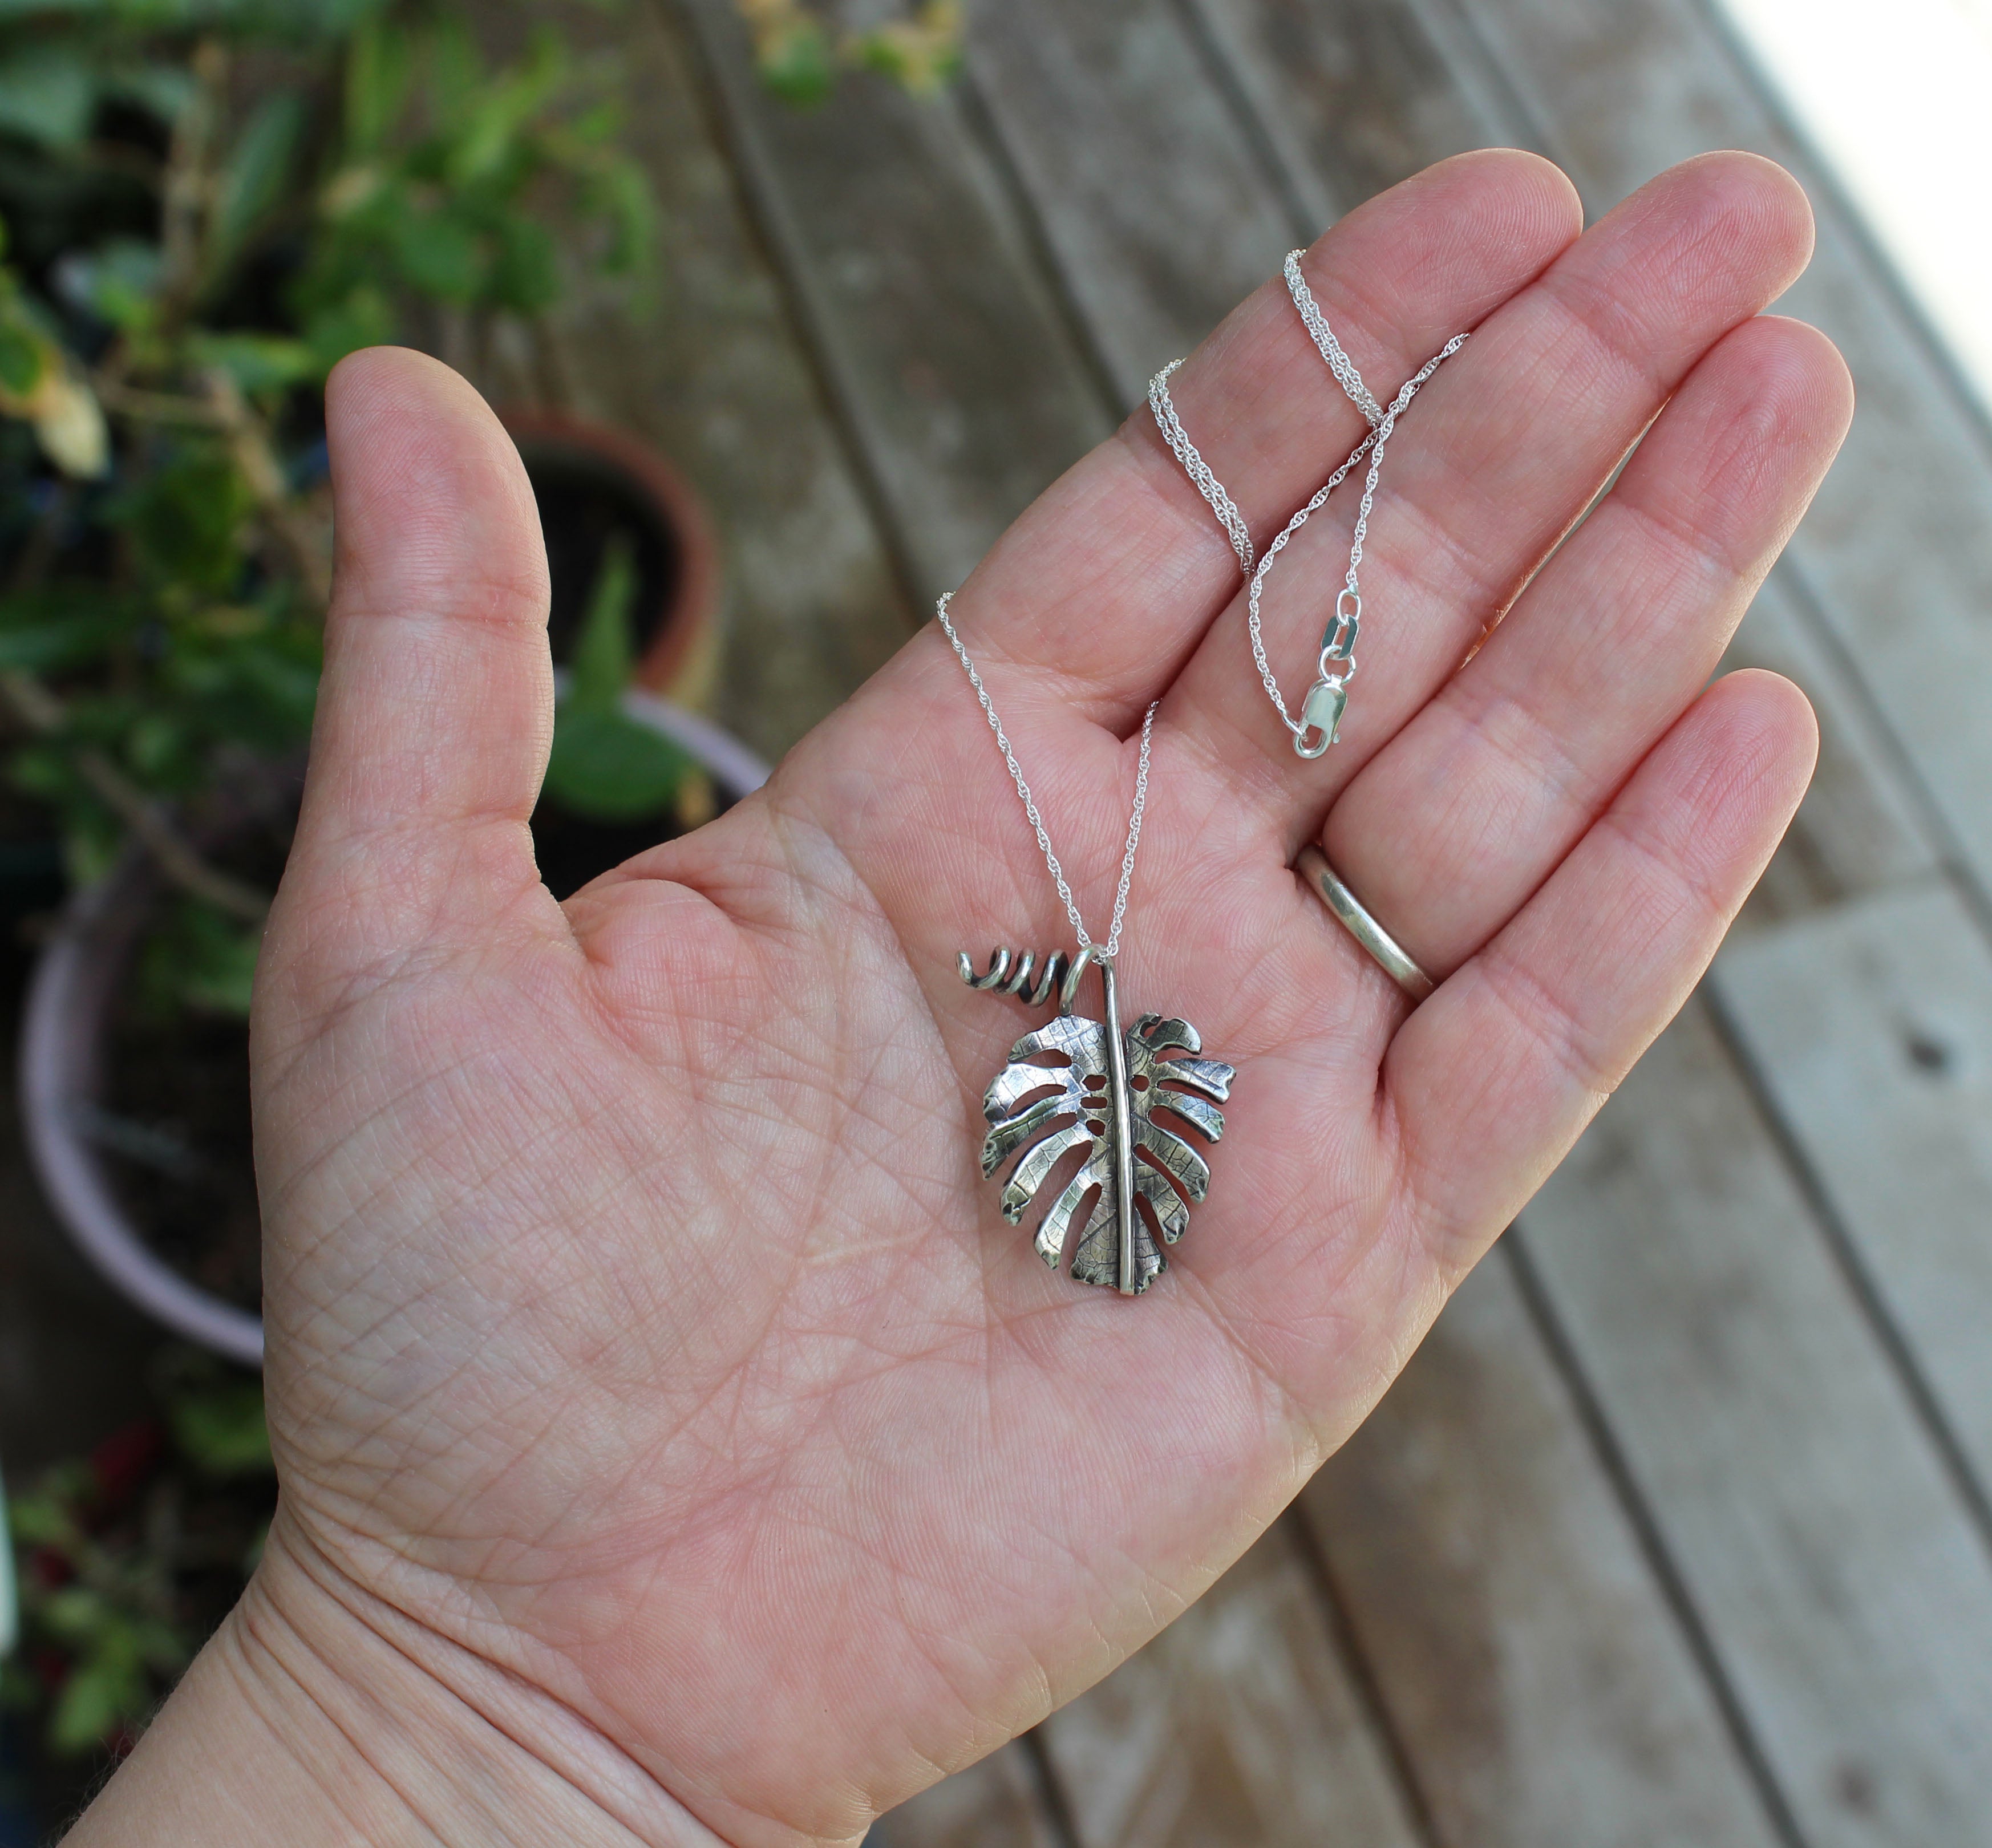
[{"x1": 1295, "y1": 845, "x2": 1436, "y2": 1001}]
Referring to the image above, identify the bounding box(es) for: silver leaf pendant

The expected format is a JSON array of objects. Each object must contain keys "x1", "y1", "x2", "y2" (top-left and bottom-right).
[{"x1": 959, "y1": 945, "x2": 1236, "y2": 1296}]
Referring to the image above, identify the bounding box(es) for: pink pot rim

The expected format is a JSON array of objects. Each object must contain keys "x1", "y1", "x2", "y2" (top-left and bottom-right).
[
  {"x1": 498, "y1": 407, "x2": 723, "y2": 696},
  {"x1": 18, "y1": 698, "x2": 768, "y2": 1366}
]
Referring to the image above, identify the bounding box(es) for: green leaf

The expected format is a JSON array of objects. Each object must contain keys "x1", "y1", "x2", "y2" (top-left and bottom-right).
[
  {"x1": 544, "y1": 706, "x2": 691, "y2": 822},
  {"x1": 38, "y1": 1586, "x2": 111, "y2": 1646},
  {"x1": 7, "y1": 1476, "x2": 85, "y2": 1549},
  {"x1": 49, "y1": 1644, "x2": 151, "y2": 1756},
  {"x1": 124, "y1": 710, "x2": 184, "y2": 776},
  {"x1": 448, "y1": 33, "x2": 564, "y2": 187},
  {"x1": 577, "y1": 152, "x2": 654, "y2": 275},
  {"x1": 388, "y1": 205, "x2": 483, "y2": 304},
  {"x1": 487, "y1": 213, "x2": 558, "y2": 315},
  {"x1": 0, "y1": 587, "x2": 137, "y2": 670},
  {"x1": 169, "y1": 1376, "x2": 272, "y2": 1477},
  {"x1": 118, "y1": 448, "x2": 254, "y2": 595},
  {"x1": 103, "y1": 59, "x2": 197, "y2": 128},
  {"x1": 0, "y1": 321, "x2": 43, "y2": 395},
  {"x1": 568, "y1": 532, "x2": 636, "y2": 712},
  {"x1": 754, "y1": 16, "x2": 836, "y2": 107},
  {"x1": 299, "y1": 286, "x2": 393, "y2": 375},
  {"x1": 342, "y1": 13, "x2": 409, "y2": 156},
  {"x1": 143, "y1": 899, "x2": 261, "y2": 1017},
  {"x1": 187, "y1": 330, "x2": 314, "y2": 394},
  {"x1": 0, "y1": 48, "x2": 96, "y2": 149},
  {"x1": 209, "y1": 92, "x2": 305, "y2": 276},
  {"x1": 63, "y1": 238, "x2": 164, "y2": 334}
]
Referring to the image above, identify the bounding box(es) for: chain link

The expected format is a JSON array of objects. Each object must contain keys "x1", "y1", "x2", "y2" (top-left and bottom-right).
[{"x1": 936, "y1": 593, "x2": 1156, "y2": 958}]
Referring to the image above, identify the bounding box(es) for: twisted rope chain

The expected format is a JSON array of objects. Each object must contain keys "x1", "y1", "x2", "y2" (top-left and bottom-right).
[
  {"x1": 1148, "y1": 248, "x2": 1467, "y2": 748},
  {"x1": 1149, "y1": 359, "x2": 1255, "y2": 572},
  {"x1": 936, "y1": 592, "x2": 1156, "y2": 958},
  {"x1": 1283, "y1": 249, "x2": 1386, "y2": 425},
  {"x1": 1248, "y1": 331, "x2": 1465, "y2": 739}
]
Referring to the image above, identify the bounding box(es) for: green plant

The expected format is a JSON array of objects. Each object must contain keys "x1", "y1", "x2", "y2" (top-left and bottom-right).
[
  {"x1": 2, "y1": 1359, "x2": 274, "y2": 1760},
  {"x1": 0, "y1": 0, "x2": 659, "y2": 1013},
  {"x1": 739, "y1": 0, "x2": 963, "y2": 106},
  {"x1": 0, "y1": 0, "x2": 955, "y2": 1015},
  {"x1": 542, "y1": 531, "x2": 710, "y2": 825}
]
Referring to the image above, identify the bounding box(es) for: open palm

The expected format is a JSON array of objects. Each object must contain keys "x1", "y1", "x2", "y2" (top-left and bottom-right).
[{"x1": 241, "y1": 151, "x2": 1845, "y2": 1847}]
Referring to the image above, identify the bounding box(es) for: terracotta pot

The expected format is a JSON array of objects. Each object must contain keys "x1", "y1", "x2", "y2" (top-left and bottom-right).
[
  {"x1": 500, "y1": 408, "x2": 723, "y2": 707},
  {"x1": 18, "y1": 698, "x2": 768, "y2": 1366}
]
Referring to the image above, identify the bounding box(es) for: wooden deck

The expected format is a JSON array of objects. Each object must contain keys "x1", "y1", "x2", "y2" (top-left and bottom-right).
[{"x1": 515, "y1": 2, "x2": 1992, "y2": 1841}]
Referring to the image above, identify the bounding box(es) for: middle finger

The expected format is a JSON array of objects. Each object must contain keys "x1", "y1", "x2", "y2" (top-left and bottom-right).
[{"x1": 1320, "y1": 310, "x2": 1853, "y2": 982}]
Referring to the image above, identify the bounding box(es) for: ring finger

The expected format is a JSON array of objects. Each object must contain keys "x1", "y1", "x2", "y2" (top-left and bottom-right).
[{"x1": 1317, "y1": 311, "x2": 1853, "y2": 989}]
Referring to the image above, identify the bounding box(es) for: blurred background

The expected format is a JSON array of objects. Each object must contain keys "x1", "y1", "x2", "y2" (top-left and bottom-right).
[{"x1": 1, "y1": 1, "x2": 1990, "y2": 1843}]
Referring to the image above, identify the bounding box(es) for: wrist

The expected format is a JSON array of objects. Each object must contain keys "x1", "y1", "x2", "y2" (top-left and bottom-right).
[{"x1": 64, "y1": 1513, "x2": 728, "y2": 1848}]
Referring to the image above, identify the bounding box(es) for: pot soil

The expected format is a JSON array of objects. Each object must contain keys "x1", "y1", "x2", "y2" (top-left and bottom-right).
[
  {"x1": 20, "y1": 696, "x2": 767, "y2": 1365},
  {"x1": 503, "y1": 408, "x2": 722, "y2": 706}
]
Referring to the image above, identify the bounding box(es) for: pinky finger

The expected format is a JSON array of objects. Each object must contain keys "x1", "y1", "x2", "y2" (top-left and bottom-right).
[{"x1": 1383, "y1": 668, "x2": 1818, "y2": 1271}]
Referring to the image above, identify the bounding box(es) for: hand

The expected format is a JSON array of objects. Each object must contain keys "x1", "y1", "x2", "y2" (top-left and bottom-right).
[{"x1": 72, "y1": 150, "x2": 1847, "y2": 1848}]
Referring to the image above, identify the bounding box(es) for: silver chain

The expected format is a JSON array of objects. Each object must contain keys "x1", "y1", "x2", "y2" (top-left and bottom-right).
[
  {"x1": 1148, "y1": 249, "x2": 1465, "y2": 750},
  {"x1": 1248, "y1": 333, "x2": 1465, "y2": 739},
  {"x1": 1149, "y1": 360, "x2": 1254, "y2": 573},
  {"x1": 1246, "y1": 425, "x2": 1378, "y2": 730},
  {"x1": 936, "y1": 592, "x2": 1156, "y2": 958},
  {"x1": 1284, "y1": 249, "x2": 1386, "y2": 427}
]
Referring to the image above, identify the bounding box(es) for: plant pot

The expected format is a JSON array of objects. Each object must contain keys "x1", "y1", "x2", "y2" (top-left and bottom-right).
[
  {"x1": 502, "y1": 408, "x2": 724, "y2": 708},
  {"x1": 18, "y1": 696, "x2": 768, "y2": 1367}
]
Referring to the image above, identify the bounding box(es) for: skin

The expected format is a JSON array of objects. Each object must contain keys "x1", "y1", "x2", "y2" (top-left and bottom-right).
[{"x1": 67, "y1": 149, "x2": 1851, "y2": 1848}]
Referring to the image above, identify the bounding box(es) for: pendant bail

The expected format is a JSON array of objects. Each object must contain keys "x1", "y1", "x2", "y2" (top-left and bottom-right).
[{"x1": 1058, "y1": 943, "x2": 1102, "y2": 1014}]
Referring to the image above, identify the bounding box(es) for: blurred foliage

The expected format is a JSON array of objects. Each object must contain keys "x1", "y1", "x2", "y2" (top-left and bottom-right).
[
  {"x1": 543, "y1": 532, "x2": 711, "y2": 825},
  {"x1": 737, "y1": 0, "x2": 962, "y2": 106},
  {"x1": 0, "y1": 0, "x2": 663, "y2": 1008},
  {"x1": 0, "y1": 0, "x2": 949, "y2": 1781},
  {"x1": 0, "y1": 0, "x2": 954, "y2": 1008},
  {"x1": 2, "y1": 1355, "x2": 273, "y2": 1761}
]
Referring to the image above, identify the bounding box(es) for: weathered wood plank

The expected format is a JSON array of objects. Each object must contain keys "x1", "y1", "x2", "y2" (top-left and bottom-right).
[
  {"x1": 670, "y1": 0, "x2": 1114, "y2": 604},
  {"x1": 1396, "y1": 0, "x2": 1992, "y2": 908},
  {"x1": 1035, "y1": 1517, "x2": 1424, "y2": 1848},
  {"x1": 1520, "y1": 1001, "x2": 1992, "y2": 1848},
  {"x1": 963, "y1": 0, "x2": 1297, "y2": 405},
  {"x1": 961, "y1": 15, "x2": 1869, "y2": 1839},
  {"x1": 492, "y1": 0, "x2": 916, "y2": 759},
  {"x1": 866, "y1": 1741, "x2": 1066, "y2": 1848},
  {"x1": 1302, "y1": 1249, "x2": 1787, "y2": 1847},
  {"x1": 1720, "y1": 577, "x2": 1943, "y2": 935},
  {"x1": 1713, "y1": 881, "x2": 1992, "y2": 1489},
  {"x1": 1189, "y1": 0, "x2": 1493, "y2": 209}
]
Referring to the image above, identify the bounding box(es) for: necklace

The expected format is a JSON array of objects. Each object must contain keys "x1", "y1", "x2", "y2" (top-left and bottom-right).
[
  {"x1": 1247, "y1": 329, "x2": 1464, "y2": 756},
  {"x1": 937, "y1": 593, "x2": 1236, "y2": 1298},
  {"x1": 1152, "y1": 251, "x2": 1466, "y2": 758}
]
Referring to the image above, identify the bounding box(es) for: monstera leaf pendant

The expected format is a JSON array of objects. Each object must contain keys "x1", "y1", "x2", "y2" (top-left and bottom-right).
[{"x1": 958, "y1": 945, "x2": 1236, "y2": 1296}]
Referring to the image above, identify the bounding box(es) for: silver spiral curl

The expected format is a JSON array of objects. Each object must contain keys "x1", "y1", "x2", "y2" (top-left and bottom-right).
[{"x1": 958, "y1": 943, "x2": 1098, "y2": 1014}]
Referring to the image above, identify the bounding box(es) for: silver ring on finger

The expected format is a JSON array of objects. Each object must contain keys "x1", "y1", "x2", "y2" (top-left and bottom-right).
[{"x1": 1295, "y1": 845, "x2": 1435, "y2": 1001}]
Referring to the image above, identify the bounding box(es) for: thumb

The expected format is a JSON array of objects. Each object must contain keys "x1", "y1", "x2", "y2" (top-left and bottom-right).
[{"x1": 280, "y1": 348, "x2": 558, "y2": 985}]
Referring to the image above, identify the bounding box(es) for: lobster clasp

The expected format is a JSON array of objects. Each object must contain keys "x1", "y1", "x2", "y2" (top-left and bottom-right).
[{"x1": 1294, "y1": 676, "x2": 1347, "y2": 758}]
